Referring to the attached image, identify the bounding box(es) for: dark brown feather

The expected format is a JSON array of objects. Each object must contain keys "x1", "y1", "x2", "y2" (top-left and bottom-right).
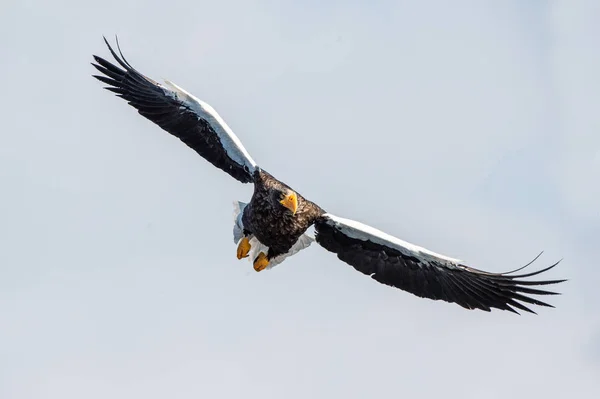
[
  {"x1": 242, "y1": 170, "x2": 324, "y2": 259},
  {"x1": 313, "y1": 216, "x2": 566, "y2": 314},
  {"x1": 91, "y1": 37, "x2": 254, "y2": 184}
]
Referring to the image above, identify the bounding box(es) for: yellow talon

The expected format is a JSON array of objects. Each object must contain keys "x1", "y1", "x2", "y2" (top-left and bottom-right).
[
  {"x1": 237, "y1": 237, "x2": 251, "y2": 259},
  {"x1": 253, "y1": 252, "x2": 269, "y2": 272}
]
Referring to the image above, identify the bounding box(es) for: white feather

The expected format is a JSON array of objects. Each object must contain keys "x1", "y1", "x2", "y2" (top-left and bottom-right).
[
  {"x1": 232, "y1": 200, "x2": 247, "y2": 244},
  {"x1": 266, "y1": 233, "x2": 314, "y2": 269},
  {"x1": 321, "y1": 213, "x2": 463, "y2": 266},
  {"x1": 162, "y1": 80, "x2": 257, "y2": 174}
]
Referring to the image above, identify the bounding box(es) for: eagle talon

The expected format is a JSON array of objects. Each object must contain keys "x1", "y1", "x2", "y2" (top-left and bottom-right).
[
  {"x1": 237, "y1": 237, "x2": 251, "y2": 259},
  {"x1": 253, "y1": 252, "x2": 269, "y2": 272}
]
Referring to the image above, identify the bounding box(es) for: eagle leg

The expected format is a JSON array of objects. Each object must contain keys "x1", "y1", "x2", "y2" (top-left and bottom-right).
[
  {"x1": 253, "y1": 252, "x2": 269, "y2": 272},
  {"x1": 236, "y1": 237, "x2": 252, "y2": 260}
]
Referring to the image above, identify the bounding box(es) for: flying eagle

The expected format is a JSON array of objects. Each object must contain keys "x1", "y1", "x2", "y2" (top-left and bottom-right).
[{"x1": 91, "y1": 37, "x2": 566, "y2": 315}]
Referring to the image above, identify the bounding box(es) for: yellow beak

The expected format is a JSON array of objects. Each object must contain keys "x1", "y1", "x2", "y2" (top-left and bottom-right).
[{"x1": 280, "y1": 192, "x2": 298, "y2": 215}]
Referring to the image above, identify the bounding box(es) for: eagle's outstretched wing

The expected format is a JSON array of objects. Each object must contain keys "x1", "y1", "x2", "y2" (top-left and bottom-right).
[
  {"x1": 91, "y1": 36, "x2": 257, "y2": 183},
  {"x1": 314, "y1": 213, "x2": 565, "y2": 314}
]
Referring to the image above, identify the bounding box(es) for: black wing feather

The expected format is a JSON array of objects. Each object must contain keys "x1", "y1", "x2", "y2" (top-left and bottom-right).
[
  {"x1": 314, "y1": 215, "x2": 566, "y2": 314},
  {"x1": 91, "y1": 36, "x2": 255, "y2": 183}
]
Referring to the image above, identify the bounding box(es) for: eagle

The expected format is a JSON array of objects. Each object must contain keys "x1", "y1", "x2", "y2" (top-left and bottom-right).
[{"x1": 91, "y1": 37, "x2": 566, "y2": 315}]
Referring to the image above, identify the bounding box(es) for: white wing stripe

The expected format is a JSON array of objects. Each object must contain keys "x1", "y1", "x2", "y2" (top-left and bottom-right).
[
  {"x1": 162, "y1": 80, "x2": 257, "y2": 173},
  {"x1": 322, "y1": 213, "x2": 463, "y2": 265}
]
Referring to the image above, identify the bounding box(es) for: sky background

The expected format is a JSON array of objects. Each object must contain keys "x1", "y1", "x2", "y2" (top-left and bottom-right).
[{"x1": 1, "y1": 0, "x2": 599, "y2": 398}]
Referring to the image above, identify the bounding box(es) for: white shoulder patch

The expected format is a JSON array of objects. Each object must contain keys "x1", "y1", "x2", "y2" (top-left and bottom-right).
[
  {"x1": 162, "y1": 80, "x2": 257, "y2": 174},
  {"x1": 322, "y1": 213, "x2": 463, "y2": 265}
]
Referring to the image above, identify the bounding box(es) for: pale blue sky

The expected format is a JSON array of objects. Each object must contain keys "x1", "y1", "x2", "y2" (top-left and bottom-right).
[{"x1": 1, "y1": 1, "x2": 599, "y2": 398}]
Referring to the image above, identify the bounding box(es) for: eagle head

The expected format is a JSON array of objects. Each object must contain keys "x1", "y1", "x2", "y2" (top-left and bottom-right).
[{"x1": 270, "y1": 189, "x2": 298, "y2": 215}]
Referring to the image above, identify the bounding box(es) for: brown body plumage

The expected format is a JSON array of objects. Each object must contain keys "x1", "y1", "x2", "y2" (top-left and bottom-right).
[{"x1": 242, "y1": 170, "x2": 324, "y2": 260}]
